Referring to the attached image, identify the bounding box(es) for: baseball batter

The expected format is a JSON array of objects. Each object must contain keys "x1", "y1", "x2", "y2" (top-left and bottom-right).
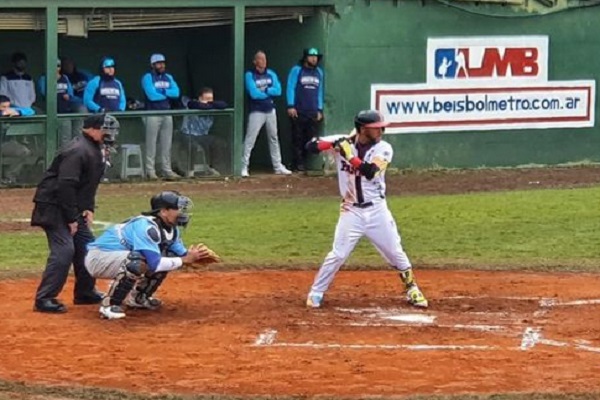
[{"x1": 305, "y1": 109, "x2": 428, "y2": 309}]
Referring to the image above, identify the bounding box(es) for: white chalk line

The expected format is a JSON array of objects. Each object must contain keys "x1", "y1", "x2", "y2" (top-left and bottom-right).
[
  {"x1": 519, "y1": 327, "x2": 600, "y2": 354},
  {"x1": 254, "y1": 329, "x2": 277, "y2": 346},
  {"x1": 259, "y1": 343, "x2": 500, "y2": 351},
  {"x1": 295, "y1": 320, "x2": 506, "y2": 332},
  {"x1": 12, "y1": 218, "x2": 114, "y2": 228}
]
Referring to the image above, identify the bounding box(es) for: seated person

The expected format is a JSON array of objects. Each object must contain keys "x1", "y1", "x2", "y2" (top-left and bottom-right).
[
  {"x1": 179, "y1": 87, "x2": 228, "y2": 177},
  {"x1": 0, "y1": 94, "x2": 36, "y2": 184}
]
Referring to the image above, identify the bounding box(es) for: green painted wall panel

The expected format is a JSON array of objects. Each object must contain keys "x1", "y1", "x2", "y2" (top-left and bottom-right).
[{"x1": 323, "y1": 1, "x2": 600, "y2": 168}]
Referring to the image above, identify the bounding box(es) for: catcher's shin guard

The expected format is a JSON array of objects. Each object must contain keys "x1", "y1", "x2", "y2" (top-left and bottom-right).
[
  {"x1": 103, "y1": 252, "x2": 144, "y2": 307},
  {"x1": 126, "y1": 271, "x2": 167, "y2": 310}
]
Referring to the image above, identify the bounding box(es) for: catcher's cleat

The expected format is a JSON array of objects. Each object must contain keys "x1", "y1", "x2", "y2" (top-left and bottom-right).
[
  {"x1": 99, "y1": 305, "x2": 126, "y2": 320},
  {"x1": 406, "y1": 286, "x2": 428, "y2": 308},
  {"x1": 125, "y1": 292, "x2": 162, "y2": 310},
  {"x1": 306, "y1": 292, "x2": 324, "y2": 308}
]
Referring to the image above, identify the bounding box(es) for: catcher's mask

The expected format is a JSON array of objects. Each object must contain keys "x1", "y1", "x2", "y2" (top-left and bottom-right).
[{"x1": 144, "y1": 190, "x2": 193, "y2": 227}]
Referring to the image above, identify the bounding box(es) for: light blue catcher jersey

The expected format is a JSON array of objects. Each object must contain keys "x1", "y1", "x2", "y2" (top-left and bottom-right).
[{"x1": 87, "y1": 216, "x2": 187, "y2": 257}]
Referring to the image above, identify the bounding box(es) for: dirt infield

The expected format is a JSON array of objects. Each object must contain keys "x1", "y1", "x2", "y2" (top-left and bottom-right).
[{"x1": 1, "y1": 270, "x2": 600, "y2": 397}]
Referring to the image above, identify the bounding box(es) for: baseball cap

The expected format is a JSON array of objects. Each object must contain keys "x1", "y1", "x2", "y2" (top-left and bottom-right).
[
  {"x1": 83, "y1": 114, "x2": 105, "y2": 129},
  {"x1": 101, "y1": 57, "x2": 116, "y2": 68},
  {"x1": 150, "y1": 53, "x2": 166, "y2": 64},
  {"x1": 303, "y1": 47, "x2": 322, "y2": 58}
]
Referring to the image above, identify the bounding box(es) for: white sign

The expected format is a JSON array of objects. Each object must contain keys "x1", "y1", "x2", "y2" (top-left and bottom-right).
[
  {"x1": 372, "y1": 35, "x2": 596, "y2": 133},
  {"x1": 372, "y1": 82, "x2": 595, "y2": 134},
  {"x1": 427, "y1": 36, "x2": 549, "y2": 86}
]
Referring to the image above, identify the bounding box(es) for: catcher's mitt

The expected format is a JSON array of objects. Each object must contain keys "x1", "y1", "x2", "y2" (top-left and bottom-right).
[{"x1": 183, "y1": 243, "x2": 222, "y2": 270}]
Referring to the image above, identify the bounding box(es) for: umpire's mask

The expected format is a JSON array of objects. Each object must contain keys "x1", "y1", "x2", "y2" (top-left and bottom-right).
[{"x1": 101, "y1": 114, "x2": 120, "y2": 145}]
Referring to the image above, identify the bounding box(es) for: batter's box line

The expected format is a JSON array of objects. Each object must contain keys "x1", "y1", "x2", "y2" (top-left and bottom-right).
[
  {"x1": 252, "y1": 329, "x2": 501, "y2": 351},
  {"x1": 293, "y1": 320, "x2": 508, "y2": 333},
  {"x1": 520, "y1": 326, "x2": 600, "y2": 354}
]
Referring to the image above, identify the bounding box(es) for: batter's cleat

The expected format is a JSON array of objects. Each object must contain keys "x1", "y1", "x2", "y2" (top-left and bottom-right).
[
  {"x1": 306, "y1": 292, "x2": 324, "y2": 308},
  {"x1": 241, "y1": 167, "x2": 250, "y2": 178},
  {"x1": 125, "y1": 293, "x2": 162, "y2": 310},
  {"x1": 406, "y1": 286, "x2": 428, "y2": 308},
  {"x1": 99, "y1": 305, "x2": 126, "y2": 320}
]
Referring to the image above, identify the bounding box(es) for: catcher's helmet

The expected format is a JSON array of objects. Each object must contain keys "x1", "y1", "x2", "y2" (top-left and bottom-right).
[
  {"x1": 146, "y1": 191, "x2": 193, "y2": 227},
  {"x1": 354, "y1": 110, "x2": 390, "y2": 131}
]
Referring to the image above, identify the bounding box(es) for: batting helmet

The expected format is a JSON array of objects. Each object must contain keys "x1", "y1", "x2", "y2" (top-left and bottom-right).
[{"x1": 354, "y1": 110, "x2": 390, "y2": 131}]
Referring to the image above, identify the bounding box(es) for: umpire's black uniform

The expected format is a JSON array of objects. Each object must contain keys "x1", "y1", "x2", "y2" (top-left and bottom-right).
[{"x1": 31, "y1": 115, "x2": 107, "y2": 313}]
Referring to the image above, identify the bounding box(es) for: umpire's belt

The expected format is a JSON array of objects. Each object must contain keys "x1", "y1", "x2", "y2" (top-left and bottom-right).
[{"x1": 352, "y1": 201, "x2": 374, "y2": 209}]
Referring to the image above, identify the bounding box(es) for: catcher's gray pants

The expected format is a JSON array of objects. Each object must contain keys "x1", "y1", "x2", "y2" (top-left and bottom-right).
[
  {"x1": 85, "y1": 249, "x2": 130, "y2": 279},
  {"x1": 310, "y1": 201, "x2": 412, "y2": 294},
  {"x1": 242, "y1": 110, "x2": 284, "y2": 170},
  {"x1": 144, "y1": 115, "x2": 174, "y2": 175},
  {"x1": 35, "y1": 217, "x2": 96, "y2": 301}
]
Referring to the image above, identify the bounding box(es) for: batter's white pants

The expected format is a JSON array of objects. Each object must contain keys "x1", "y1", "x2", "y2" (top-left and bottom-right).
[
  {"x1": 310, "y1": 201, "x2": 412, "y2": 294},
  {"x1": 242, "y1": 110, "x2": 284, "y2": 170}
]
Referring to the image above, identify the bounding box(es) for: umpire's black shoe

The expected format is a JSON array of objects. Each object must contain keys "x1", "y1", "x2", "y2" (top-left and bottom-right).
[
  {"x1": 34, "y1": 299, "x2": 67, "y2": 313},
  {"x1": 73, "y1": 290, "x2": 104, "y2": 305}
]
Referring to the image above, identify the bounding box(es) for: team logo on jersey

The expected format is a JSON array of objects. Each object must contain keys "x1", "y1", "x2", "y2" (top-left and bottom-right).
[{"x1": 340, "y1": 160, "x2": 359, "y2": 176}]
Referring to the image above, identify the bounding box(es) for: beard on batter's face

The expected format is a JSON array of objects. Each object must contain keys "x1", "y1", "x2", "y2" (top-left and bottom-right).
[{"x1": 360, "y1": 127, "x2": 383, "y2": 145}]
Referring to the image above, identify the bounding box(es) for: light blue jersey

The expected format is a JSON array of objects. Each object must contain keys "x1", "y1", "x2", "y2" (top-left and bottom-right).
[{"x1": 88, "y1": 216, "x2": 186, "y2": 270}]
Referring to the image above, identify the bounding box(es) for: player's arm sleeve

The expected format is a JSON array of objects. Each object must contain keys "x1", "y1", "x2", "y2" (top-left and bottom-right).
[
  {"x1": 141, "y1": 73, "x2": 166, "y2": 101},
  {"x1": 245, "y1": 71, "x2": 268, "y2": 100},
  {"x1": 286, "y1": 66, "x2": 300, "y2": 107},
  {"x1": 352, "y1": 145, "x2": 393, "y2": 181},
  {"x1": 265, "y1": 70, "x2": 281, "y2": 97},
  {"x1": 305, "y1": 138, "x2": 333, "y2": 154},
  {"x1": 118, "y1": 80, "x2": 126, "y2": 111},
  {"x1": 168, "y1": 238, "x2": 187, "y2": 257},
  {"x1": 83, "y1": 77, "x2": 101, "y2": 112},
  {"x1": 317, "y1": 67, "x2": 324, "y2": 111},
  {"x1": 165, "y1": 74, "x2": 180, "y2": 98},
  {"x1": 15, "y1": 106, "x2": 35, "y2": 116}
]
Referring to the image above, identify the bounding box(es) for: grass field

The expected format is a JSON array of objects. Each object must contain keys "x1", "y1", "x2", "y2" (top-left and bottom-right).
[{"x1": 1, "y1": 186, "x2": 598, "y2": 274}]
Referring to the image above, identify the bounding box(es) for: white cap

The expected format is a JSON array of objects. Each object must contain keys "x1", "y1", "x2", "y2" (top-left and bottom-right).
[{"x1": 150, "y1": 53, "x2": 166, "y2": 64}]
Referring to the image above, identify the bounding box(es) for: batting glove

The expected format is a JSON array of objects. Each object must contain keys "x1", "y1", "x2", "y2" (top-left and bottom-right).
[{"x1": 334, "y1": 138, "x2": 354, "y2": 162}]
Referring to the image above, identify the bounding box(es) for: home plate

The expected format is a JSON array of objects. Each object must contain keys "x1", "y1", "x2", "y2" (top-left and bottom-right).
[{"x1": 381, "y1": 314, "x2": 436, "y2": 324}]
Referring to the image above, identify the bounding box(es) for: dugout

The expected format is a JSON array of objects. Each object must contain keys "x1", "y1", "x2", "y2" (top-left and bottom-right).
[{"x1": 0, "y1": 1, "x2": 333, "y2": 185}]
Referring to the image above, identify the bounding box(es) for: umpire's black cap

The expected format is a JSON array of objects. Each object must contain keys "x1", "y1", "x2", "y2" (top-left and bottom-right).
[{"x1": 83, "y1": 114, "x2": 106, "y2": 129}]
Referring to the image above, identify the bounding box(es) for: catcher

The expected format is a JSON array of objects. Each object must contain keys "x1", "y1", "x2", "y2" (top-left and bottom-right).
[{"x1": 85, "y1": 190, "x2": 220, "y2": 320}]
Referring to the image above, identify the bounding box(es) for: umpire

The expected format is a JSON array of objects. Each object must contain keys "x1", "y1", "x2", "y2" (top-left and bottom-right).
[{"x1": 31, "y1": 114, "x2": 120, "y2": 313}]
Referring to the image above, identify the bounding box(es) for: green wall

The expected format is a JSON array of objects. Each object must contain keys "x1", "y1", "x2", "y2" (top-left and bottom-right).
[{"x1": 323, "y1": 0, "x2": 600, "y2": 168}]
